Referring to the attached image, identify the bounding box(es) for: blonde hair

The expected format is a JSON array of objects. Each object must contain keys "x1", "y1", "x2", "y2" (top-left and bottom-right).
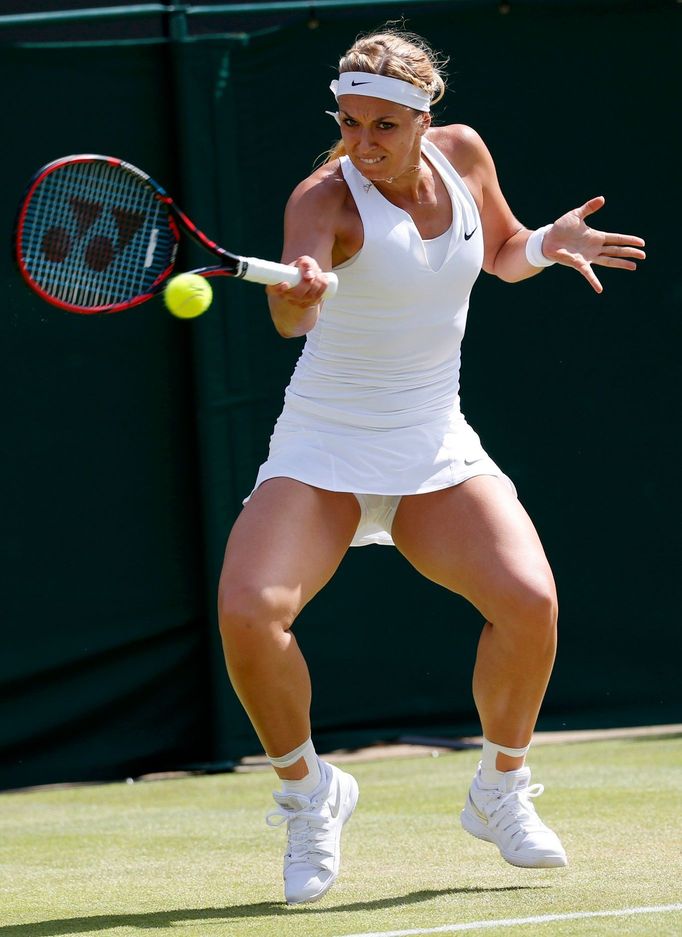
[{"x1": 323, "y1": 27, "x2": 448, "y2": 164}]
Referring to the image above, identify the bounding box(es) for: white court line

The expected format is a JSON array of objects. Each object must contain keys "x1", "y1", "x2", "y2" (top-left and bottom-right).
[{"x1": 335, "y1": 904, "x2": 682, "y2": 937}]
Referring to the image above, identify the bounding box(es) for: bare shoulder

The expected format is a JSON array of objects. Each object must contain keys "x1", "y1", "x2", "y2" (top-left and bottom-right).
[
  {"x1": 286, "y1": 160, "x2": 349, "y2": 220},
  {"x1": 284, "y1": 159, "x2": 361, "y2": 265},
  {"x1": 428, "y1": 124, "x2": 523, "y2": 272},
  {"x1": 426, "y1": 124, "x2": 494, "y2": 176},
  {"x1": 426, "y1": 124, "x2": 498, "y2": 212}
]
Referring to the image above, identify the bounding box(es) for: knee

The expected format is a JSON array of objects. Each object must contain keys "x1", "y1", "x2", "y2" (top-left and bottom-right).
[
  {"x1": 524, "y1": 579, "x2": 558, "y2": 636},
  {"x1": 497, "y1": 572, "x2": 558, "y2": 641},
  {"x1": 218, "y1": 582, "x2": 297, "y2": 656}
]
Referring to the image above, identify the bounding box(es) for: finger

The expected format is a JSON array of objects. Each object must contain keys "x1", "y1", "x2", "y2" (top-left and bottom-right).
[
  {"x1": 576, "y1": 195, "x2": 606, "y2": 220},
  {"x1": 285, "y1": 288, "x2": 323, "y2": 309},
  {"x1": 592, "y1": 256, "x2": 639, "y2": 271},
  {"x1": 265, "y1": 281, "x2": 292, "y2": 296},
  {"x1": 604, "y1": 245, "x2": 646, "y2": 257},
  {"x1": 579, "y1": 262, "x2": 604, "y2": 294},
  {"x1": 291, "y1": 297, "x2": 322, "y2": 310},
  {"x1": 266, "y1": 278, "x2": 320, "y2": 307},
  {"x1": 560, "y1": 251, "x2": 603, "y2": 292},
  {"x1": 602, "y1": 232, "x2": 646, "y2": 248},
  {"x1": 599, "y1": 245, "x2": 646, "y2": 261},
  {"x1": 296, "y1": 268, "x2": 329, "y2": 299},
  {"x1": 294, "y1": 278, "x2": 329, "y2": 306}
]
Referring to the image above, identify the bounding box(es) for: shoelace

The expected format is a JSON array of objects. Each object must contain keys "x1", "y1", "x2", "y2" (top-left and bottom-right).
[
  {"x1": 266, "y1": 803, "x2": 331, "y2": 862},
  {"x1": 489, "y1": 783, "x2": 547, "y2": 837}
]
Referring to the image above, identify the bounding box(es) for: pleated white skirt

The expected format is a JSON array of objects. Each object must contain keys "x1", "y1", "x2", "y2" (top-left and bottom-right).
[{"x1": 247, "y1": 403, "x2": 514, "y2": 547}]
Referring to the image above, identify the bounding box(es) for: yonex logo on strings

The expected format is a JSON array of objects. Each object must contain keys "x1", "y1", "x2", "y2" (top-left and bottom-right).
[{"x1": 41, "y1": 196, "x2": 145, "y2": 272}]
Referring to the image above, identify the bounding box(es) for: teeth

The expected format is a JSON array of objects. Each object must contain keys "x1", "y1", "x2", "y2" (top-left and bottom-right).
[{"x1": 360, "y1": 157, "x2": 382, "y2": 164}]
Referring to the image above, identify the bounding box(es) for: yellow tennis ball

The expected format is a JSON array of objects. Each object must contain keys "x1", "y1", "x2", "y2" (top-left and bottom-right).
[{"x1": 164, "y1": 273, "x2": 212, "y2": 319}]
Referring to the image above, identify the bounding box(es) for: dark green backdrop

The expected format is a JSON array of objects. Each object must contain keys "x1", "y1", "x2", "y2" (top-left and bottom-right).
[{"x1": 1, "y1": 1, "x2": 679, "y2": 790}]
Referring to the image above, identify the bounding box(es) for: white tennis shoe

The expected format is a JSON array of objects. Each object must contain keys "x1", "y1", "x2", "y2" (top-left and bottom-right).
[
  {"x1": 461, "y1": 765, "x2": 567, "y2": 868},
  {"x1": 266, "y1": 761, "x2": 359, "y2": 905}
]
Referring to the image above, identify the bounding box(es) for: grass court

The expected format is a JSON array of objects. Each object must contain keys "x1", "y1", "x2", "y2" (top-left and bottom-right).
[{"x1": 1, "y1": 734, "x2": 680, "y2": 937}]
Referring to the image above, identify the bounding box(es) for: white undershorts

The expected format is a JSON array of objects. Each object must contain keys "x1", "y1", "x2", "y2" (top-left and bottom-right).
[
  {"x1": 351, "y1": 469, "x2": 516, "y2": 548},
  {"x1": 352, "y1": 493, "x2": 403, "y2": 548}
]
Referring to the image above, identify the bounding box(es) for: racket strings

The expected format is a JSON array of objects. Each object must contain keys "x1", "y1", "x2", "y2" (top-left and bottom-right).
[{"x1": 20, "y1": 160, "x2": 177, "y2": 310}]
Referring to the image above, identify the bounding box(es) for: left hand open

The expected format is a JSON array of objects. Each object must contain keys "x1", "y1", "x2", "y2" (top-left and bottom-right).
[{"x1": 543, "y1": 196, "x2": 646, "y2": 293}]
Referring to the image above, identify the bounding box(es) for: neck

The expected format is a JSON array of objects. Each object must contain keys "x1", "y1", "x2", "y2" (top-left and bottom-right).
[
  {"x1": 373, "y1": 158, "x2": 433, "y2": 203},
  {"x1": 371, "y1": 137, "x2": 428, "y2": 195},
  {"x1": 382, "y1": 163, "x2": 421, "y2": 185}
]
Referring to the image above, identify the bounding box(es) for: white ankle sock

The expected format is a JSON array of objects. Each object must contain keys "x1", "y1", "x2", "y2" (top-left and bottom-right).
[
  {"x1": 267, "y1": 738, "x2": 322, "y2": 796},
  {"x1": 480, "y1": 737, "x2": 530, "y2": 786}
]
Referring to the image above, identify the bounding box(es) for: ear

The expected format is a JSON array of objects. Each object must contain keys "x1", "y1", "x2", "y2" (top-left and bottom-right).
[{"x1": 418, "y1": 114, "x2": 431, "y2": 135}]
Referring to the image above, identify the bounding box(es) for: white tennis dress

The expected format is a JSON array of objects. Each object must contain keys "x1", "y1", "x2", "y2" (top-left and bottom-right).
[{"x1": 249, "y1": 137, "x2": 512, "y2": 546}]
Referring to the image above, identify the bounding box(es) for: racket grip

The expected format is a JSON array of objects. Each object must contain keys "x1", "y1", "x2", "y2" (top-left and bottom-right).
[{"x1": 240, "y1": 257, "x2": 338, "y2": 299}]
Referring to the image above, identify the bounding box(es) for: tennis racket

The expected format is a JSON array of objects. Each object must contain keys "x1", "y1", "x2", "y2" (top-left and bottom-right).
[{"x1": 15, "y1": 153, "x2": 338, "y2": 315}]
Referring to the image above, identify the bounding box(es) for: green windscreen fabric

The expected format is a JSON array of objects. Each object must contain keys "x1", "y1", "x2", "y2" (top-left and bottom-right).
[{"x1": 1, "y1": 43, "x2": 211, "y2": 789}]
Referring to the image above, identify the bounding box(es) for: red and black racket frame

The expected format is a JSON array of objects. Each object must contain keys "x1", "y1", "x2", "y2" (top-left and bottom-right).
[{"x1": 14, "y1": 154, "x2": 247, "y2": 314}]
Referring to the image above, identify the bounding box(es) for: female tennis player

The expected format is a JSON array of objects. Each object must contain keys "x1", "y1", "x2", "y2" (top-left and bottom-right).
[{"x1": 217, "y1": 27, "x2": 645, "y2": 904}]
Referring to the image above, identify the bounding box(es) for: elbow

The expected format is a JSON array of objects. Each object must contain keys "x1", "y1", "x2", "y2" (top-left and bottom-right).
[
  {"x1": 483, "y1": 260, "x2": 520, "y2": 284},
  {"x1": 274, "y1": 321, "x2": 304, "y2": 339},
  {"x1": 484, "y1": 254, "x2": 536, "y2": 284},
  {"x1": 271, "y1": 306, "x2": 320, "y2": 339},
  {"x1": 496, "y1": 268, "x2": 532, "y2": 284},
  {"x1": 272, "y1": 315, "x2": 316, "y2": 339},
  {"x1": 268, "y1": 299, "x2": 305, "y2": 338},
  {"x1": 486, "y1": 225, "x2": 535, "y2": 283}
]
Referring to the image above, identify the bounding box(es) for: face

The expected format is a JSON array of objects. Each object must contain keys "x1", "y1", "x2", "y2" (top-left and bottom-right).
[{"x1": 337, "y1": 94, "x2": 430, "y2": 183}]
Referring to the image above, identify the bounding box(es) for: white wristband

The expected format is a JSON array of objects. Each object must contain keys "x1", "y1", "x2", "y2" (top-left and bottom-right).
[{"x1": 525, "y1": 224, "x2": 556, "y2": 268}]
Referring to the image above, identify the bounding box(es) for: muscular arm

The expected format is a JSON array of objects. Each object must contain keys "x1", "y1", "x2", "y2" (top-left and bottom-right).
[
  {"x1": 476, "y1": 135, "x2": 540, "y2": 283},
  {"x1": 267, "y1": 166, "x2": 347, "y2": 338},
  {"x1": 434, "y1": 124, "x2": 645, "y2": 292},
  {"x1": 433, "y1": 125, "x2": 541, "y2": 283}
]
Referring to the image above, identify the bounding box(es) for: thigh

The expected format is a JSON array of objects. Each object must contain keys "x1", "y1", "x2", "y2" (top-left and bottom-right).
[
  {"x1": 392, "y1": 476, "x2": 555, "y2": 620},
  {"x1": 219, "y1": 479, "x2": 361, "y2": 618}
]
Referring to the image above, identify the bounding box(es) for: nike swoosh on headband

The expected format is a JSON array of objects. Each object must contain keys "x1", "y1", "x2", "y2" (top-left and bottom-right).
[{"x1": 330, "y1": 72, "x2": 431, "y2": 112}]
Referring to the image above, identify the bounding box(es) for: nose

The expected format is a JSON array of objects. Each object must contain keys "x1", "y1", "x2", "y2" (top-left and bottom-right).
[{"x1": 356, "y1": 125, "x2": 377, "y2": 152}]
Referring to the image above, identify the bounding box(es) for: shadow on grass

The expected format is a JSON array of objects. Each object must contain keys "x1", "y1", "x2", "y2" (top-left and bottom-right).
[{"x1": 0, "y1": 884, "x2": 551, "y2": 935}]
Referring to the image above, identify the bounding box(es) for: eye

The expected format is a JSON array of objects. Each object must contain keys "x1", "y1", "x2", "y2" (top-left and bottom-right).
[
  {"x1": 378, "y1": 122, "x2": 396, "y2": 131},
  {"x1": 342, "y1": 117, "x2": 358, "y2": 127}
]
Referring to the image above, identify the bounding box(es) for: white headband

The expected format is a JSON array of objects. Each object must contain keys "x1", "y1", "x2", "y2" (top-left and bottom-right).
[{"x1": 330, "y1": 71, "x2": 431, "y2": 112}]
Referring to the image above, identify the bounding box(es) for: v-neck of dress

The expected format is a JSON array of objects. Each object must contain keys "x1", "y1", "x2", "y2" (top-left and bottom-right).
[{"x1": 366, "y1": 140, "x2": 457, "y2": 272}]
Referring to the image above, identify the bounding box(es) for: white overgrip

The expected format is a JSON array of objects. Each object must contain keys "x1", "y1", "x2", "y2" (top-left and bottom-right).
[{"x1": 241, "y1": 256, "x2": 338, "y2": 299}]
